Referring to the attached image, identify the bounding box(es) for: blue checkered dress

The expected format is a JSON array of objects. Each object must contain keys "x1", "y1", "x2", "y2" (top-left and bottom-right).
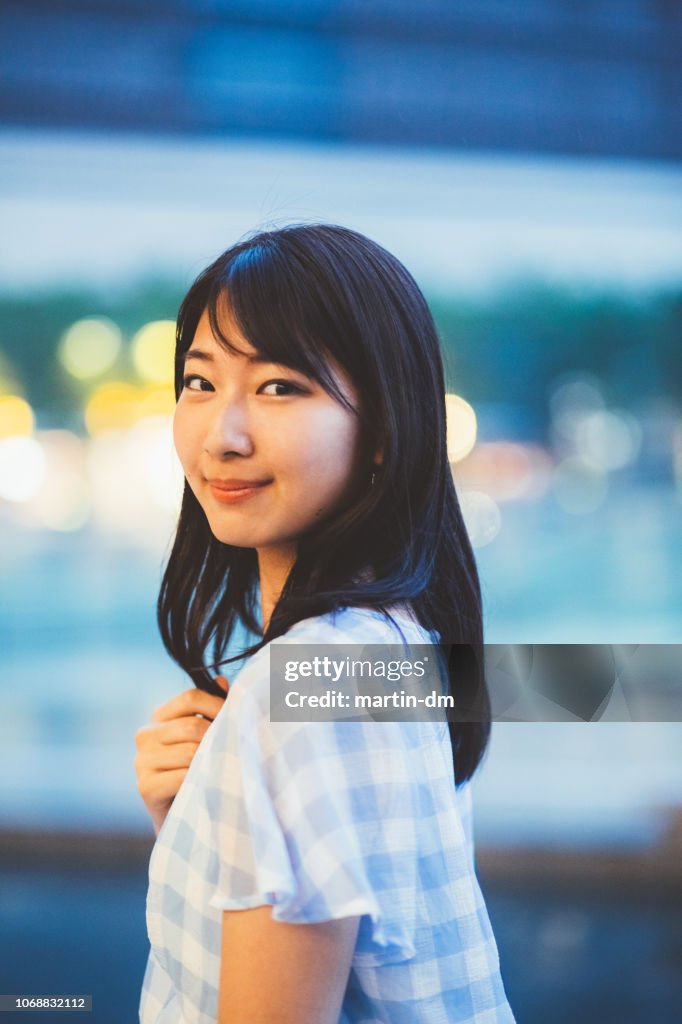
[{"x1": 140, "y1": 606, "x2": 516, "y2": 1022}]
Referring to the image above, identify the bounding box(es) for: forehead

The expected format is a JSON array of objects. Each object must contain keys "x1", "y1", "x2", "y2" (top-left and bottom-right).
[{"x1": 189, "y1": 307, "x2": 255, "y2": 359}]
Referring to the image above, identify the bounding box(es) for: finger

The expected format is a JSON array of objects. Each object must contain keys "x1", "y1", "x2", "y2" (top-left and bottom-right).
[
  {"x1": 151, "y1": 688, "x2": 227, "y2": 724},
  {"x1": 163, "y1": 716, "x2": 215, "y2": 744},
  {"x1": 146, "y1": 769, "x2": 188, "y2": 802},
  {"x1": 215, "y1": 675, "x2": 230, "y2": 692},
  {"x1": 142, "y1": 715, "x2": 213, "y2": 747},
  {"x1": 140, "y1": 742, "x2": 199, "y2": 771}
]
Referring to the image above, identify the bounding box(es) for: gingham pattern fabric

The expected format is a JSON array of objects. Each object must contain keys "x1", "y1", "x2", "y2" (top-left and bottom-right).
[{"x1": 140, "y1": 606, "x2": 516, "y2": 1023}]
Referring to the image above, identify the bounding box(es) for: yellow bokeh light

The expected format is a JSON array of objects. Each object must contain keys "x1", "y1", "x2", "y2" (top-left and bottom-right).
[
  {"x1": 131, "y1": 320, "x2": 176, "y2": 385},
  {"x1": 445, "y1": 393, "x2": 477, "y2": 463},
  {"x1": 58, "y1": 317, "x2": 122, "y2": 380},
  {"x1": 0, "y1": 394, "x2": 34, "y2": 439},
  {"x1": 137, "y1": 385, "x2": 176, "y2": 419},
  {"x1": 84, "y1": 382, "x2": 141, "y2": 435}
]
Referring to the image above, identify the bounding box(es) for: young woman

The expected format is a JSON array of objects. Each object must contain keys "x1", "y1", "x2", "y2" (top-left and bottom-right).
[{"x1": 135, "y1": 224, "x2": 516, "y2": 1023}]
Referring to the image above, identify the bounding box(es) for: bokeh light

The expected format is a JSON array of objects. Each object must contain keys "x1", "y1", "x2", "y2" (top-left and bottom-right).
[
  {"x1": 549, "y1": 374, "x2": 607, "y2": 451},
  {"x1": 58, "y1": 317, "x2": 122, "y2": 380},
  {"x1": 453, "y1": 441, "x2": 553, "y2": 502},
  {"x1": 574, "y1": 409, "x2": 642, "y2": 470},
  {"x1": 28, "y1": 430, "x2": 90, "y2": 532},
  {"x1": 84, "y1": 382, "x2": 140, "y2": 435},
  {"x1": 137, "y1": 385, "x2": 176, "y2": 419},
  {"x1": 0, "y1": 436, "x2": 46, "y2": 502},
  {"x1": 446, "y1": 393, "x2": 477, "y2": 462},
  {"x1": 550, "y1": 374, "x2": 606, "y2": 420},
  {"x1": 39, "y1": 469, "x2": 90, "y2": 532},
  {"x1": 131, "y1": 320, "x2": 176, "y2": 385},
  {"x1": 552, "y1": 456, "x2": 608, "y2": 514},
  {"x1": 126, "y1": 416, "x2": 184, "y2": 514},
  {"x1": 86, "y1": 420, "x2": 182, "y2": 544},
  {"x1": 458, "y1": 489, "x2": 502, "y2": 547},
  {"x1": 0, "y1": 395, "x2": 34, "y2": 438}
]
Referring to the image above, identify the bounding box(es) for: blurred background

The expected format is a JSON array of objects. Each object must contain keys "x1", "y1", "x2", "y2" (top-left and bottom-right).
[{"x1": 1, "y1": 2, "x2": 681, "y2": 1021}]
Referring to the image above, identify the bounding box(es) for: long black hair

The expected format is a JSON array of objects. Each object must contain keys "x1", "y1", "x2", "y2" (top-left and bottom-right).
[{"x1": 158, "y1": 223, "x2": 491, "y2": 786}]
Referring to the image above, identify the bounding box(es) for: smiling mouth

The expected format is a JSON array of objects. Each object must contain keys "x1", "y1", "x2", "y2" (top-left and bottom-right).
[{"x1": 207, "y1": 480, "x2": 271, "y2": 504}]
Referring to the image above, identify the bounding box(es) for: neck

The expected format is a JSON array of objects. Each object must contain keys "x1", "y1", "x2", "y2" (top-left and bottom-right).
[{"x1": 257, "y1": 544, "x2": 297, "y2": 632}]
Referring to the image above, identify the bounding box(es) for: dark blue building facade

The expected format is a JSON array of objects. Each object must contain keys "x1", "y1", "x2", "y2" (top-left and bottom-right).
[{"x1": 0, "y1": 0, "x2": 680, "y2": 160}]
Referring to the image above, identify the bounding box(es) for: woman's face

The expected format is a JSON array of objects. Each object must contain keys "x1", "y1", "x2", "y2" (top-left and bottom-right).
[{"x1": 173, "y1": 305, "x2": 369, "y2": 554}]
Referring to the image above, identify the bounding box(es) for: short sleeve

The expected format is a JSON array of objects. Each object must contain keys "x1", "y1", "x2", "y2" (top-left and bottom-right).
[{"x1": 203, "y1": 645, "x2": 419, "y2": 967}]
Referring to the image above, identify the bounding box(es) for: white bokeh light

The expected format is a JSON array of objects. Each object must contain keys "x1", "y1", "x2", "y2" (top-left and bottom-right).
[
  {"x1": 549, "y1": 374, "x2": 607, "y2": 451},
  {"x1": 38, "y1": 468, "x2": 90, "y2": 532},
  {"x1": 575, "y1": 409, "x2": 642, "y2": 470},
  {"x1": 0, "y1": 436, "x2": 46, "y2": 502},
  {"x1": 86, "y1": 423, "x2": 182, "y2": 547},
  {"x1": 125, "y1": 415, "x2": 184, "y2": 514},
  {"x1": 25, "y1": 430, "x2": 90, "y2": 531},
  {"x1": 458, "y1": 489, "x2": 502, "y2": 548}
]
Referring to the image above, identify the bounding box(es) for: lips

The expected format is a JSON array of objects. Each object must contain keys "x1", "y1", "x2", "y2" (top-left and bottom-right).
[
  {"x1": 206, "y1": 477, "x2": 272, "y2": 504},
  {"x1": 206, "y1": 478, "x2": 271, "y2": 491}
]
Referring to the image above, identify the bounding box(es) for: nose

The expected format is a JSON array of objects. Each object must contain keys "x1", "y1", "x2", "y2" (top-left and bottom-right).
[{"x1": 202, "y1": 398, "x2": 255, "y2": 459}]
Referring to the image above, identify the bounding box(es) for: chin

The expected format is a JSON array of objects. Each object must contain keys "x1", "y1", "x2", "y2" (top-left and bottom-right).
[
  {"x1": 207, "y1": 526, "x2": 259, "y2": 547},
  {"x1": 203, "y1": 518, "x2": 271, "y2": 549}
]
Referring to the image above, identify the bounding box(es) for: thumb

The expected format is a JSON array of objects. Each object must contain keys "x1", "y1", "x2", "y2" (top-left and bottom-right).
[{"x1": 215, "y1": 675, "x2": 230, "y2": 694}]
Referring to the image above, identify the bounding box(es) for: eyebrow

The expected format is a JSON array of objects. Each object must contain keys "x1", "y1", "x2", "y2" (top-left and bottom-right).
[{"x1": 183, "y1": 348, "x2": 282, "y2": 367}]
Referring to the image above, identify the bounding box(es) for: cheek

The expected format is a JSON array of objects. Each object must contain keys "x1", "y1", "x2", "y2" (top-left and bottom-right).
[
  {"x1": 172, "y1": 406, "x2": 197, "y2": 473},
  {"x1": 286, "y1": 407, "x2": 361, "y2": 486}
]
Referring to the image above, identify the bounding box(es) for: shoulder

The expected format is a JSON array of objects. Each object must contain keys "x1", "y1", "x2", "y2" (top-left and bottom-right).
[
  {"x1": 229, "y1": 606, "x2": 434, "y2": 705},
  {"x1": 218, "y1": 606, "x2": 436, "y2": 753}
]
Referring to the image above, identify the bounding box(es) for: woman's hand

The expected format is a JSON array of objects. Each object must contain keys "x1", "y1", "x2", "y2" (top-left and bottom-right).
[{"x1": 134, "y1": 676, "x2": 229, "y2": 837}]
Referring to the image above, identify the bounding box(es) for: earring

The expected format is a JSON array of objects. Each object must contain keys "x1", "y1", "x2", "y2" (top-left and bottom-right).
[{"x1": 370, "y1": 470, "x2": 376, "y2": 488}]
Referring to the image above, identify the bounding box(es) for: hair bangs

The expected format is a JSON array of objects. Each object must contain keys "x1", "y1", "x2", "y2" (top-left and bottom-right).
[{"x1": 203, "y1": 245, "x2": 354, "y2": 414}]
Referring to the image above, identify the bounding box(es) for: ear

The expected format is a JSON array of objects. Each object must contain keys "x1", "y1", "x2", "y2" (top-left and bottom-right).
[{"x1": 373, "y1": 447, "x2": 384, "y2": 466}]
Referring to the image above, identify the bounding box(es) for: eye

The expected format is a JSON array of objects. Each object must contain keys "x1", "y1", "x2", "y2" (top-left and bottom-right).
[
  {"x1": 258, "y1": 379, "x2": 306, "y2": 397},
  {"x1": 182, "y1": 374, "x2": 213, "y2": 392}
]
